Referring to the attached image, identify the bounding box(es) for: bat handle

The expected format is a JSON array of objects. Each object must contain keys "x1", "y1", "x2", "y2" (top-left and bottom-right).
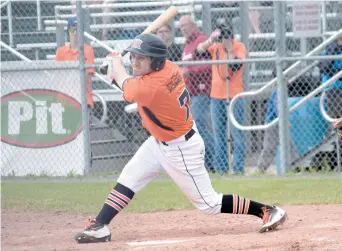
[
  {"x1": 99, "y1": 64, "x2": 109, "y2": 75},
  {"x1": 98, "y1": 50, "x2": 129, "y2": 75}
]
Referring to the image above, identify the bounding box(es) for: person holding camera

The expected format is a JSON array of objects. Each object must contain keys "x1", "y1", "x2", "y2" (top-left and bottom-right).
[{"x1": 196, "y1": 22, "x2": 246, "y2": 174}]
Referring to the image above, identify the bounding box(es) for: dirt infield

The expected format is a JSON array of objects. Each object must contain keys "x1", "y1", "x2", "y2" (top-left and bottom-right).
[{"x1": 2, "y1": 204, "x2": 342, "y2": 251}]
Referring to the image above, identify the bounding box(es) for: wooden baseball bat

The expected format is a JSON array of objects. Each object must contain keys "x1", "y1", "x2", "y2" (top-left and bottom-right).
[
  {"x1": 122, "y1": 5, "x2": 179, "y2": 56},
  {"x1": 99, "y1": 6, "x2": 178, "y2": 74}
]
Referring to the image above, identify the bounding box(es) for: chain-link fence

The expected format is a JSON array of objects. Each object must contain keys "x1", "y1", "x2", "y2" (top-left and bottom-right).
[{"x1": 1, "y1": 0, "x2": 342, "y2": 177}]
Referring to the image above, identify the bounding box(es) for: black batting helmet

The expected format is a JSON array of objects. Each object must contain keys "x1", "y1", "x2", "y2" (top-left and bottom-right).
[{"x1": 124, "y1": 33, "x2": 167, "y2": 71}]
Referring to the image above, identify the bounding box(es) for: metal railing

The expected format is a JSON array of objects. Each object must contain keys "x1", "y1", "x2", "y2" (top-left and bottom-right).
[
  {"x1": 319, "y1": 91, "x2": 342, "y2": 172},
  {"x1": 228, "y1": 28, "x2": 342, "y2": 131},
  {"x1": 320, "y1": 92, "x2": 340, "y2": 124},
  {"x1": 230, "y1": 68, "x2": 342, "y2": 130}
]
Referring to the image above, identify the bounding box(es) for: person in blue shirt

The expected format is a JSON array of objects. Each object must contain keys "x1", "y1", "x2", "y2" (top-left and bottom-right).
[
  {"x1": 319, "y1": 35, "x2": 342, "y2": 168},
  {"x1": 319, "y1": 36, "x2": 342, "y2": 119},
  {"x1": 256, "y1": 89, "x2": 299, "y2": 172}
]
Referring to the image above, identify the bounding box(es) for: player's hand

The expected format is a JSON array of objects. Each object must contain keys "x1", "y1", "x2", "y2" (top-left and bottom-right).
[
  {"x1": 102, "y1": 52, "x2": 124, "y2": 82},
  {"x1": 107, "y1": 51, "x2": 124, "y2": 67}
]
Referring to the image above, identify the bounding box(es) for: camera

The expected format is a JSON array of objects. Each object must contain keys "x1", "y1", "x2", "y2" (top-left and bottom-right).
[{"x1": 217, "y1": 24, "x2": 234, "y2": 41}]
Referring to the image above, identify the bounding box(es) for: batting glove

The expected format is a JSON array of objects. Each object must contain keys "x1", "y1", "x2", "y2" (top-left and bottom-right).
[{"x1": 99, "y1": 51, "x2": 123, "y2": 76}]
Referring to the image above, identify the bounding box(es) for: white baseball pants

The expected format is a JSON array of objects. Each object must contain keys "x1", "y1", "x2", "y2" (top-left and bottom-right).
[{"x1": 117, "y1": 125, "x2": 223, "y2": 215}]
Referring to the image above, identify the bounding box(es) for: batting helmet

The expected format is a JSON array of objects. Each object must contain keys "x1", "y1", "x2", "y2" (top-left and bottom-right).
[{"x1": 124, "y1": 33, "x2": 167, "y2": 71}]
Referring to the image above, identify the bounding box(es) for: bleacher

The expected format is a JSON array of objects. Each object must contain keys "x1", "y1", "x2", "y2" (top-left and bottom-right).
[{"x1": 2, "y1": 1, "x2": 341, "y2": 87}]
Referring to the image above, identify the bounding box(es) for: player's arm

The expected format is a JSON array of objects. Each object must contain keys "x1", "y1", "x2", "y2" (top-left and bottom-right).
[
  {"x1": 123, "y1": 77, "x2": 155, "y2": 104},
  {"x1": 106, "y1": 52, "x2": 132, "y2": 90}
]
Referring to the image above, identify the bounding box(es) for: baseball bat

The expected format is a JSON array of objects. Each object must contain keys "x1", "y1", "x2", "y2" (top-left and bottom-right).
[{"x1": 99, "y1": 6, "x2": 178, "y2": 75}]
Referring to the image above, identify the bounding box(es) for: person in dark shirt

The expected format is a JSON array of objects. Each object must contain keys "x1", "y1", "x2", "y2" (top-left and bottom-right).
[
  {"x1": 179, "y1": 15, "x2": 215, "y2": 172},
  {"x1": 156, "y1": 24, "x2": 182, "y2": 62}
]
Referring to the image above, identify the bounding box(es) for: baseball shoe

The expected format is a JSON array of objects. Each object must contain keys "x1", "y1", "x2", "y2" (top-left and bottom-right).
[
  {"x1": 75, "y1": 218, "x2": 111, "y2": 243},
  {"x1": 258, "y1": 206, "x2": 288, "y2": 233}
]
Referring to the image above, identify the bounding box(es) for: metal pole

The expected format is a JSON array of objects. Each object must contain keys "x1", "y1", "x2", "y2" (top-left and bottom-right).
[
  {"x1": 239, "y1": 1, "x2": 251, "y2": 153},
  {"x1": 201, "y1": 2, "x2": 212, "y2": 35},
  {"x1": 274, "y1": 1, "x2": 290, "y2": 176},
  {"x1": 0, "y1": 41, "x2": 30, "y2": 61},
  {"x1": 336, "y1": 135, "x2": 341, "y2": 172},
  {"x1": 240, "y1": 2, "x2": 250, "y2": 57},
  {"x1": 7, "y1": 0, "x2": 13, "y2": 47},
  {"x1": 225, "y1": 51, "x2": 232, "y2": 173},
  {"x1": 300, "y1": 37, "x2": 307, "y2": 66},
  {"x1": 37, "y1": 0, "x2": 41, "y2": 31},
  {"x1": 240, "y1": 1, "x2": 250, "y2": 82},
  {"x1": 56, "y1": 23, "x2": 65, "y2": 48},
  {"x1": 321, "y1": 1, "x2": 327, "y2": 40},
  {"x1": 76, "y1": 2, "x2": 91, "y2": 175}
]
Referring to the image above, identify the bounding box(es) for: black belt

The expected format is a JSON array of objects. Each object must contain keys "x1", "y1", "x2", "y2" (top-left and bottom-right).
[{"x1": 161, "y1": 128, "x2": 196, "y2": 146}]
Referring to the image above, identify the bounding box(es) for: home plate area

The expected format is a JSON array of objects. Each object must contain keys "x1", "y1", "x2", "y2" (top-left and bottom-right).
[{"x1": 2, "y1": 205, "x2": 342, "y2": 251}]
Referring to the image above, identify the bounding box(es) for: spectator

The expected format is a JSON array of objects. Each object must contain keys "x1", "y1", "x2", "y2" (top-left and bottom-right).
[
  {"x1": 197, "y1": 22, "x2": 246, "y2": 174},
  {"x1": 319, "y1": 34, "x2": 342, "y2": 167},
  {"x1": 256, "y1": 89, "x2": 299, "y2": 173},
  {"x1": 179, "y1": 15, "x2": 215, "y2": 172},
  {"x1": 156, "y1": 24, "x2": 182, "y2": 62},
  {"x1": 319, "y1": 35, "x2": 342, "y2": 119},
  {"x1": 55, "y1": 17, "x2": 95, "y2": 111}
]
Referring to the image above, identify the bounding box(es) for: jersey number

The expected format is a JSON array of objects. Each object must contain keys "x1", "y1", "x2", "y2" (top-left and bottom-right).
[{"x1": 178, "y1": 89, "x2": 190, "y2": 121}]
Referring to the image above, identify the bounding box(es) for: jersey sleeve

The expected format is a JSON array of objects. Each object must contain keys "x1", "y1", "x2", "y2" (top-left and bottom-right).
[
  {"x1": 85, "y1": 46, "x2": 95, "y2": 75},
  {"x1": 123, "y1": 75, "x2": 156, "y2": 104}
]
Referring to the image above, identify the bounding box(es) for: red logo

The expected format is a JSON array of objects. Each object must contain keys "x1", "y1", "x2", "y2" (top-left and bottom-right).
[{"x1": 132, "y1": 39, "x2": 143, "y2": 49}]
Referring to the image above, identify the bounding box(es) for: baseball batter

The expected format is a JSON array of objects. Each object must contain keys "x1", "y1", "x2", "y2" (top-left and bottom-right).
[{"x1": 75, "y1": 34, "x2": 288, "y2": 243}]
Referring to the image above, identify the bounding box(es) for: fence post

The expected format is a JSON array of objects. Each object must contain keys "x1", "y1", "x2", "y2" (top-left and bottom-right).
[
  {"x1": 240, "y1": 1, "x2": 250, "y2": 87},
  {"x1": 274, "y1": 1, "x2": 290, "y2": 175},
  {"x1": 83, "y1": 7, "x2": 91, "y2": 44},
  {"x1": 239, "y1": 1, "x2": 251, "y2": 151},
  {"x1": 37, "y1": 0, "x2": 42, "y2": 31},
  {"x1": 7, "y1": 0, "x2": 13, "y2": 47},
  {"x1": 76, "y1": 2, "x2": 91, "y2": 176},
  {"x1": 321, "y1": 1, "x2": 327, "y2": 40},
  {"x1": 201, "y1": 2, "x2": 212, "y2": 35},
  {"x1": 56, "y1": 23, "x2": 65, "y2": 48}
]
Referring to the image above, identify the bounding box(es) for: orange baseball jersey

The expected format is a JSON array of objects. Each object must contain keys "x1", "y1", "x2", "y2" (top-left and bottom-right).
[
  {"x1": 123, "y1": 60, "x2": 193, "y2": 142},
  {"x1": 208, "y1": 40, "x2": 247, "y2": 99},
  {"x1": 55, "y1": 43, "x2": 95, "y2": 108}
]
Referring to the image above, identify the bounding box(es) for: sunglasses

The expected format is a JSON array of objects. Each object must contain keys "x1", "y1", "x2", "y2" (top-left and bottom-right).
[{"x1": 68, "y1": 24, "x2": 77, "y2": 33}]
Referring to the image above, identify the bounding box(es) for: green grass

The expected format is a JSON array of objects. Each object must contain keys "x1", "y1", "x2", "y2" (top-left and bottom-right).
[{"x1": 2, "y1": 179, "x2": 342, "y2": 214}]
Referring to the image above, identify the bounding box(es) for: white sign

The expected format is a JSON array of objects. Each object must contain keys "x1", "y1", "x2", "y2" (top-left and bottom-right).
[
  {"x1": 1, "y1": 61, "x2": 86, "y2": 177},
  {"x1": 293, "y1": 2, "x2": 322, "y2": 38}
]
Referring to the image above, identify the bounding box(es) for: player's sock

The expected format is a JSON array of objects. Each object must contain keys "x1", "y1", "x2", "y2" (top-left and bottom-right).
[
  {"x1": 95, "y1": 183, "x2": 134, "y2": 224},
  {"x1": 221, "y1": 194, "x2": 272, "y2": 218}
]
